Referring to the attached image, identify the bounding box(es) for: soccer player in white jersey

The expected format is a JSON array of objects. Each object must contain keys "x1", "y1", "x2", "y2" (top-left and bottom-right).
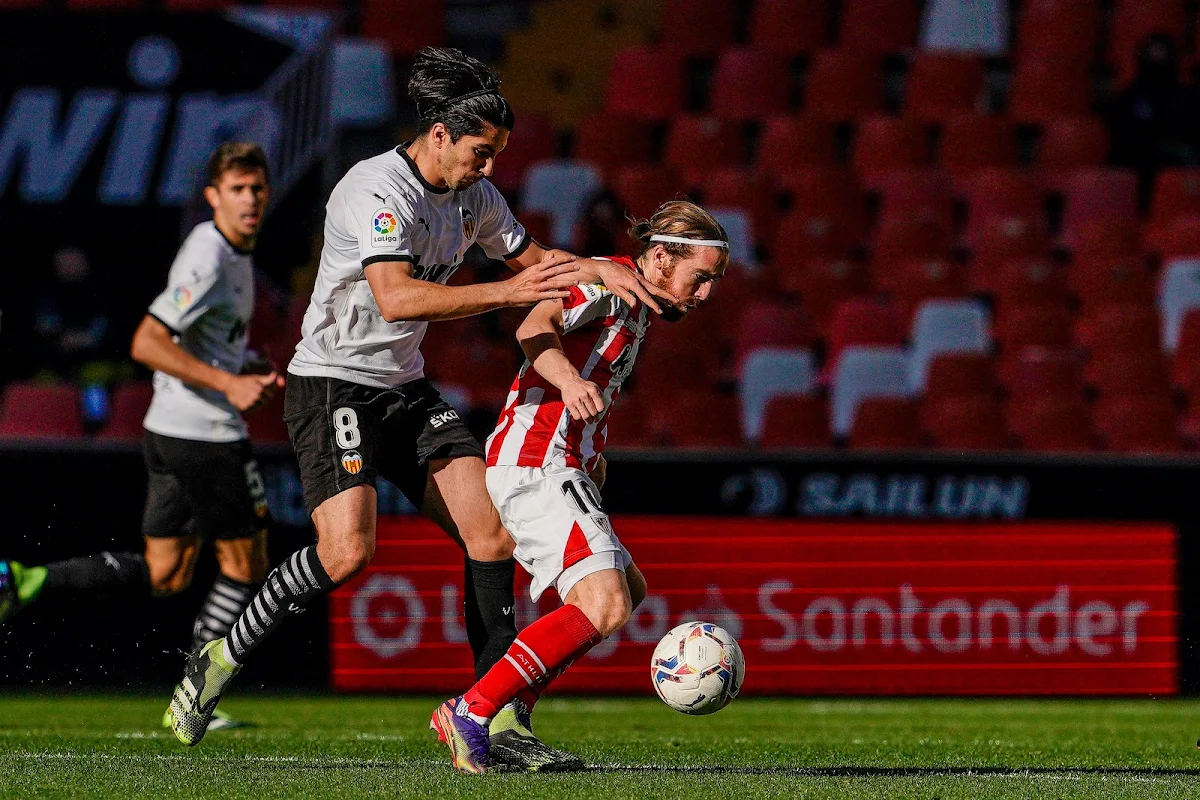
[
  {"x1": 165, "y1": 48, "x2": 670, "y2": 767},
  {"x1": 0, "y1": 143, "x2": 281, "y2": 732},
  {"x1": 430, "y1": 200, "x2": 728, "y2": 773}
]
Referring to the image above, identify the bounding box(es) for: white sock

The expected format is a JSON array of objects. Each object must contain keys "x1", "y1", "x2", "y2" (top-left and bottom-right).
[{"x1": 221, "y1": 638, "x2": 241, "y2": 667}]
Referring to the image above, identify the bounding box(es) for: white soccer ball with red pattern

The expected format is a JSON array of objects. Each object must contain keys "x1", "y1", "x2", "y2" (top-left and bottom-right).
[{"x1": 650, "y1": 621, "x2": 745, "y2": 715}]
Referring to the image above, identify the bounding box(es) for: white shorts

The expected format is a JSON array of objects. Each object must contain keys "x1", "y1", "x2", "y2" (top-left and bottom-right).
[{"x1": 486, "y1": 464, "x2": 632, "y2": 602}]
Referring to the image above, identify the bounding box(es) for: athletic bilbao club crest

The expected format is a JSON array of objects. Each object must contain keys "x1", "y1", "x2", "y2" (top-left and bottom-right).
[
  {"x1": 461, "y1": 208, "x2": 476, "y2": 240},
  {"x1": 341, "y1": 450, "x2": 364, "y2": 474}
]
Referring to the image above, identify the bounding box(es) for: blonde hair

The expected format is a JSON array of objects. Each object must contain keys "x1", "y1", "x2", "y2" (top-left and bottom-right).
[{"x1": 627, "y1": 200, "x2": 730, "y2": 270}]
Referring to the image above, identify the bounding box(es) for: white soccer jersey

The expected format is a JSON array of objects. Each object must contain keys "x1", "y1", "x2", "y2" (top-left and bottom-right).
[
  {"x1": 143, "y1": 221, "x2": 254, "y2": 443},
  {"x1": 288, "y1": 145, "x2": 529, "y2": 388},
  {"x1": 485, "y1": 257, "x2": 650, "y2": 471}
]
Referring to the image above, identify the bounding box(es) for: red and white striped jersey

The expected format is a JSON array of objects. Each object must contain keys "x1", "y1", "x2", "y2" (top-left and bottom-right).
[{"x1": 485, "y1": 256, "x2": 651, "y2": 471}]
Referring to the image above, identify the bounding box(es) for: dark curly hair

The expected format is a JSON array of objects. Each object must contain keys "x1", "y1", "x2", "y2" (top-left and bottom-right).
[{"x1": 408, "y1": 46, "x2": 515, "y2": 141}]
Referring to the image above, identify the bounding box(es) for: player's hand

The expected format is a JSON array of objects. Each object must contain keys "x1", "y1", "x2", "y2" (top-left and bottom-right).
[
  {"x1": 588, "y1": 454, "x2": 607, "y2": 492},
  {"x1": 562, "y1": 377, "x2": 606, "y2": 423},
  {"x1": 225, "y1": 372, "x2": 282, "y2": 412},
  {"x1": 590, "y1": 259, "x2": 673, "y2": 315},
  {"x1": 504, "y1": 252, "x2": 579, "y2": 307}
]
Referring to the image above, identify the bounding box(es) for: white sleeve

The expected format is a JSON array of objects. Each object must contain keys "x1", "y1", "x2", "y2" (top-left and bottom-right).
[
  {"x1": 344, "y1": 184, "x2": 419, "y2": 267},
  {"x1": 146, "y1": 237, "x2": 224, "y2": 333},
  {"x1": 561, "y1": 284, "x2": 622, "y2": 333},
  {"x1": 474, "y1": 179, "x2": 530, "y2": 261}
]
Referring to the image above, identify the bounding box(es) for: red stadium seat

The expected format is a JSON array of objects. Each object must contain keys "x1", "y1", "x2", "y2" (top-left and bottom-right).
[
  {"x1": 1038, "y1": 116, "x2": 1110, "y2": 191},
  {"x1": 361, "y1": 0, "x2": 444, "y2": 55},
  {"x1": 490, "y1": 113, "x2": 557, "y2": 194},
  {"x1": 991, "y1": 257, "x2": 1068, "y2": 311},
  {"x1": 1008, "y1": 396, "x2": 1094, "y2": 452},
  {"x1": 1059, "y1": 168, "x2": 1140, "y2": 250},
  {"x1": 750, "y1": 0, "x2": 830, "y2": 56},
  {"x1": 0, "y1": 383, "x2": 83, "y2": 439},
  {"x1": 759, "y1": 395, "x2": 832, "y2": 448},
  {"x1": 1009, "y1": 53, "x2": 1092, "y2": 124},
  {"x1": 925, "y1": 353, "x2": 997, "y2": 399},
  {"x1": 827, "y1": 297, "x2": 906, "y2": 368},
  {"x1": 1070, "y1": 217, "x2": 1143, "y2": 262},
  {"x1": 247, "y1": 393, "x2": 290, "y2": 444},
  {"x1": 1075, "y1": 303, "x2": 1161, "y2": 352},
  {"x1": 701, "y1": 167, "x2": 780, "y2": 245},
  {"x1": 839, "y1": 0, "x2": 920, "y2": 54},
  {"x1": 995, "y1": 304, "x2": 1073, "y2": 352},
  {"x1": 710, "y1": 48, "x2": 792, "y2": 122},
  {"x1": 772, "y1": 170, "x2": 868, "y2": 261},
  {"x1": 777, "y1": 257, "x2": 870, "y2": 333},
  {"x1": 922, "y1": 394, "x2": 1008, "y2": 450},
  {"x1": 646, "y1": 389, "x2": 743, "y2": 447},
  {"x1": 1147, "y1": 171, "x2": 1200, "y2": 251},
  {"x1": 959, "y1": 168, "x2": 1045, "y2": 251},
  {"x1": 1109, "y1": 0, "x2": 1188, "y2": 87},
  {"x1": 637, "y1": 319, "x2": 724, "y2": 391},
  {"x1": 1068, "y1": 255, "x2": 1154, "y2": 309},
  {"x1": 850, "y1": 398, "x2": 921, "y2": 448},
  {"x1": 1152, "y1": 214, "x2": 1200, "y2": 259},
  {"x1": 658, "y1": 0, "x2": 737, "y2": 57},
  {"x1": 1094, "y1": 394, "x2": 1181, "y2": 452},
  {"x1": 571, "y1": 115, "x2": 653, "y2": 178},
  {"x1": 98, "y1": 382, "x2": 153, "y2": 442},
  {"x1": 1172, "y1": 309, "x2": 1200, "y2": 388},
  {"x1": 1001, "y1": 346, "x2": 1085, "y2": 400},
  {"x1": 611, "y1": 164, "x2": 689, "y2": 219},
  {"x1": 604, "y1": 390, "x2": 651, "y2": 449},
  {"x1": 804, "y1": 50, "x2": 885, "y2": 122},
  {"x1": 871, "y1": 213, "x2": 953, "y2": 263},
  {"x1": 1087, "y1": 350, "x2": 1171, "y2": 397},
  {"x1": 605, "y1": 46, "x2": 686, "y2": 122},
  {"x1": 905, "y1": 54, "x2": 986, "y2": 124},
  {"x1": 851, "y1": 116, "x2": 929, "y2": 179},
  {"x1": 871, "y1": 168, "x2": 954, "y2": 224},
  {"x1": 732, "y1": 300, "x2": 817, "y2": 372},
  {"x1": 1016, "y1": 0, "x2": 1100, "y2": 61},
  {"x1": 663, "y1": 115, "x2": 741, "y2": 186},
  {"x1": 939, "y1": 116, "x2": 1017, "y2": 180},
  {"x1": 756, "y1": 115, "x2": 838, "y2": 171},
  {"x1": 971, "y1": 215, "x2": 1051, "y2": 289},
  {"x1": 875, "y1": 256, "x2": 967, "y2": 321}
]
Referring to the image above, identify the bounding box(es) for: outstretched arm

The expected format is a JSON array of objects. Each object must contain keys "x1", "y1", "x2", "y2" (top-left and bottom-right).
[{"x1": 516, "y1": 299, "x2": 606, "y2": 424}]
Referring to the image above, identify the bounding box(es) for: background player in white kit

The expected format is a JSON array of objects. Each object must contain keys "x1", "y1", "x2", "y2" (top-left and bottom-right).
[
  {"x1": 1, "y1": 143, "x2": 282, "y2": 731},
  {"x1": 165, "y1": 48, "x2": 670, "y2": 768},
  {"x1": 431, "y1": 200, "x2": 728, "y2": 773}
]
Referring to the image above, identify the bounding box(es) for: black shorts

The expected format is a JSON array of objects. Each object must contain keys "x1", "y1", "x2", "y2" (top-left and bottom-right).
[
  {"x1": 142, "y1": 431, "x2": 271, "y2": 541},
  {"x1": 284, "y1": 375, "x2": 485, "y2": 516}
]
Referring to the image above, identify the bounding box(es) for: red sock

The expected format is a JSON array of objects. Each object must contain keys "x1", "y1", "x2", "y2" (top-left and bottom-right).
[{"x1": 463, "y1": 604, "x2": 601, "y2": 720}]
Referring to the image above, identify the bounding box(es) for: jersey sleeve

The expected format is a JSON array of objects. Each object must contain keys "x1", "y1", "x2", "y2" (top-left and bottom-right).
[
  {"x1": 561, "y1": 284, "x2": 622, "y2": 333},
  {"x1": 473, "y1": 179, "x2": 530, "y2": 261},
  {"x1": 344, "y1": 184, "x2": 419, "y2": 267},
  {"x1": 146, "y1": 236, "x2": 225, "y2": 334}
]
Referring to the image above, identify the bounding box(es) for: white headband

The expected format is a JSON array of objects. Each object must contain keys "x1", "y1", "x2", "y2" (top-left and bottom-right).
[{"x1": 649, "y1": 234, "x2": 729, "y2": 248}]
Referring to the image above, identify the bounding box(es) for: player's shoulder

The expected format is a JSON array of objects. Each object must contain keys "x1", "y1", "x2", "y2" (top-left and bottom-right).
[
  {"x1": 172, "y1": 222, "x2": 231, "y2": 278},
  {"x1": 335, "y1": 148, "x2": 422, "y2": 208},
  {"x1": 564, "y1": 282, "x2": 614, "y2": 309}
]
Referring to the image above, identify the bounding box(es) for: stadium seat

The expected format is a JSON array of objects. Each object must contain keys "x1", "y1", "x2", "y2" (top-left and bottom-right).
[
  {"x1": 1093, "y1": 394, "x2": 1181, "y2": 453},
  {"x1": 572, "y1": 115, "x2": 653, "y2": 178},
  {"x1": 1037, "y1": 116, "x2": 1111, "y2": 192},
  {"x1": 490, "y1": 114, "x2": 557, "y2": 194},
  {"x1": 923, "y1": 352, "x2": 997, "y2": 398},
  {"x1": 0, "y1": 383, "x2": 83, "y2": 439},
  {"x1": 959, "y1": 167, "x2": 1045, "y2": 252},
  {"x1": 839, "y1": 0, "x2": 920, "y2": 54},
  {"x1": 1159, "y1": 258, "x2": 1200, "y2": 351},
  {"x1": 247, "y1": 394, "x2": 290, "y2": 444},
  {"x1": 1016, "y1": 0, "x2": 1100, "y2": 62},
  {"x1": 1087, "y1": 350, "x2": 1171, "y2": 398},
  {"x1": 520, "y1": 160, "x2": 603, "y2": 247},
  {"x1": 830, "y1": 346, "x2": 911, "y2": 437},
  {"x1": 664, "y1": 115, "x2": 741, "y2": 186},
  {"x1": 991, "y1": 257, "x2": 1069, "y2": 311},
  {"x1": 850, "y1": 398, "x2": 921, "y2": 448},
  {"x1": 657, "y1": 0, "x2": 737, "y2": 56},
  {"x1": 605, "y1": 46, "x2": 686, "y2": 121},
  {"x1": 804, "y1": 50, "x2": 885, "y2": 122},
  {"x1": 827, "y1": 297, "x2": 906, "y2": 369},
  {"x1": 904, "y1": 54, "x2": 986, "y2": 124},
  {"x1": 871, "y1": 213, "x2": 953, "y2": 263},
  {"x1": 871, "y1": 168, "x2": 954, "y2": 226},
  {"x1": 778, "y1": 257, "x2": 870, "y2": 332},
  {"x1": 922, "y1": 394, "x2": 1008, "y2": 450},
  {"x1": 759, "y1": 395, "x2": 832, "y2": 448},
  {"x1": 940, "y1": 116, "x2": 1018, "y2": 182},
  {"x1": 1075, "y1": 303, "x2": 1161, "y2": 352},
  {"x1": 772, "y1": 176, "x2": 867, "y2": 261},
  {"x1": 330, "y1": 39, "x2": 396, "y2": 129},
  {"x1": 700, "y1": 167, "x2": 779, "y2": 247},
  {"x1": 756, "y1": 115, "x2": 838, "y2": 171},
  {"x1": 731, "y1": 300, "x2": 816, "y2": 373},
  {"x1": 971, "y1": 215, "x2": 1051, "y2": 288},
  {"x1": 1171, "y1": 308, "x2": 1200, "y2": 387},
  {"x1": 1001, "y1": 346, "x2": 1085, "y2": 401},
  {"x1": 994, "y1": 304, "x2": 1073, "y2": 352},
  {"x1": 710, "y1": 48, "x2": 792, "y2": 122},
  {"x1": 1059, "y1": 169, "x2": 1140, "y2": 251},
  {"x1": 1147, "y1": 169, "x2": 1200, "y2": 240},
  {"x1": 750, "y1": 0, "x2": 830, "y2": 56},
  {"x1": 98, "y1": 382, "x2": 153, "y2": 442},
  {"x1": 1009, "y1": 53, "x2": 1092, "y2": 124},
  {"x1": 908, "y1": 299, "x2": 992, "y2": 391},
  {"x1": 1153, "y1": 214, "x2": 1200, "y2": 260},
  {"x1": 1070, "y1": 217, "x2": 1143, "y2": 263},
  {"x1": 738, "y1": 348, "x2": 819, "y2": 441},
  {"x1": 361, "y1": 0, "x2": 444, "y2": 55},
  {"x1": 646, "y1": 388, "x2": 743, "y2": 447},
  {"x1": 874, "y1": 256, "x2": 967, "y2": 321},
  {"x1": 1069, "y1": 255, "x2": 1154, "y2": 310},
  {"x1": 709, "y1": 208, "x2": 757, "y2": 267},
  {"x1": 636, "y1": 317, "x2": 724, "y2": 390},
  {"x1": 1109, "y1": 0, "x2": 1188, "y2": 87},
  {"x1": 1007, "y1": 396, "x2": 1093, "y2": 452},
  {"x1": 612, "y1": 163, "x2": 688, "y2": 219},
  {"x1": 851, "y1": 116, "x2": 929, "y2": 179}
]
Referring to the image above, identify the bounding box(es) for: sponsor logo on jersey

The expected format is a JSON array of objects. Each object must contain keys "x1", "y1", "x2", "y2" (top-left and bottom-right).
[
  {"x1": 372, "y1": 208, "x2": 399, "y2": 246},
  {"x1": 341, "y1": 450, "x2": 364, "y2": 474},
  {"x1": 429, "y1": 409, "x2": 460, "y2": 428},
  {"x1": 461, "y1": 208, "x2": 476, "y2": 239},
  {"x1": 171, "y1": 286, "x2": 193, "y2": 309},
  {"x1": 580, "y1": 283, "x2": 608, "y2": 300}
]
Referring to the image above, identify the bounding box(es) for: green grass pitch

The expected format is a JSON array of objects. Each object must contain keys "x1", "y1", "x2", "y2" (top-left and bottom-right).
[{"x1": 2, "y1": 695, "x2": 1199, "y2": 798}]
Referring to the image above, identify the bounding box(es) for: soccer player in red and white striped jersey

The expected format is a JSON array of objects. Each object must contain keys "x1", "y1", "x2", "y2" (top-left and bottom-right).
[{"x1": 431, "y1": 200, "x2": 729, "y2": 773}]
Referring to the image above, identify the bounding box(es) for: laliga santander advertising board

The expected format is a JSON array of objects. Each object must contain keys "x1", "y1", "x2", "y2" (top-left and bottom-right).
[{"x1": 329, "y1": 517, "x2": 1179, "y2": 696}]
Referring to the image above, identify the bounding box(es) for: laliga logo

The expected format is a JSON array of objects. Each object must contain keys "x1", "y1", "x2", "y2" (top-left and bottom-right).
[{"x1": 351, "y1": 574, "x2": 426, "y2": 659}]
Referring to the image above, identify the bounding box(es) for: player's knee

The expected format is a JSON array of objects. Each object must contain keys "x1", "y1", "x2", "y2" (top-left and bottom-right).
[
  {"x1": 588, "y1": 587, "x2": 633, "y2": 638},
  {"x1": 149, "y1": 564, "x2": 193, "y2": 596},
  {"x1": 322, "y1": 537, "x2": 375, "y2": 583}
]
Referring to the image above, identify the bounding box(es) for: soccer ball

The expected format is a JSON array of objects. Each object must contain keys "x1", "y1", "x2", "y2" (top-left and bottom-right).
[{"x1": 650, "y1": 621, "x2": 745, "y2": 715}]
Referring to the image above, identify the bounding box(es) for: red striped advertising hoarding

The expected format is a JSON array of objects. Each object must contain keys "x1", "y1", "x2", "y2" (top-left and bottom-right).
[{"x1": 330, "y1": 517, "x2": 1178, "y2": 696}]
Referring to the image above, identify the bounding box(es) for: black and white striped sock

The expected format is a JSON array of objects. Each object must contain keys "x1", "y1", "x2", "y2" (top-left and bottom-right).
[
  {"x1": 191, "y1": 574, "x2": 258, "y2": 653},
  {"x1": 223, "y1": 546, "x2": 336, "y2": 664}
]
